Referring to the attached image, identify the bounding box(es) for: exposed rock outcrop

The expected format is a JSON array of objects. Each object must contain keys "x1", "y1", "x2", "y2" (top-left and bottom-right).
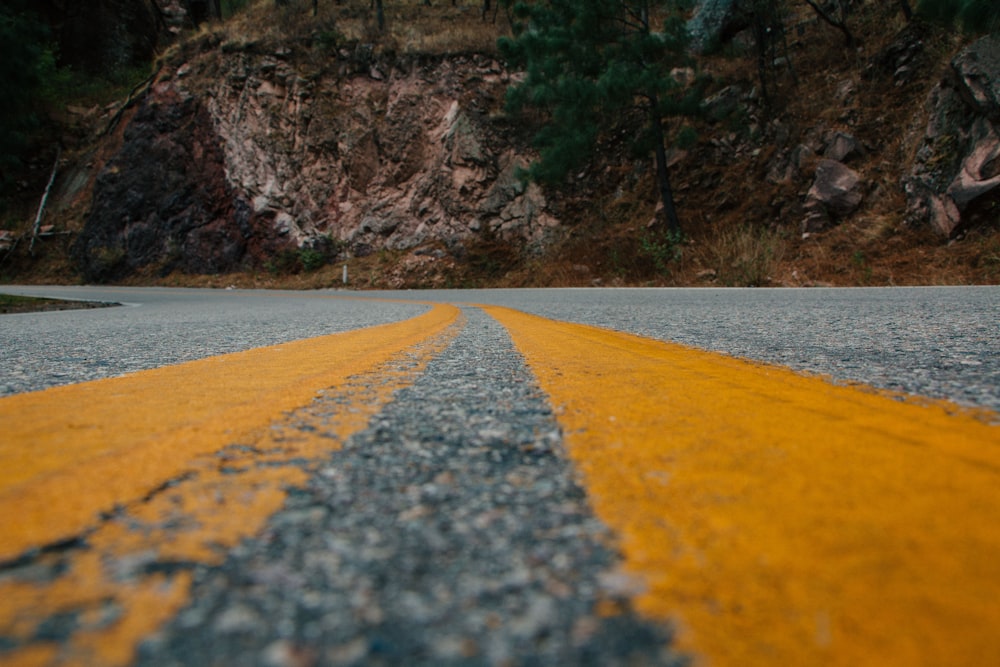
[
  {"x1": 73, "y1": 46, "x2": 557, "y2": 280},
  {"x1": 904, "y1": 34, "x2": 1000, "y2": 237},
  {"x1": 803, "y1": 159, "x2": 864, "y2": 232},
  {"x1": 73, "y1": 83, "x2": 263, "y2": 282},
  {"x1": 686, "y1": 0, "x2": 744, "y2": 54},
  {"x1": 823, "y1": 131, "x2": 864, "y2": 163}
]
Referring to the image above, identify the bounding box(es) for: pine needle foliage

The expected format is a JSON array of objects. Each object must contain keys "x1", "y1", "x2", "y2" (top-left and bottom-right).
[
  {"x1": 918, "y1": 0, "x2": 1000, "y2": 34},
  {"x1": 498, "y1": 0, "x2": 699, "y2": 232},
  {"x1": 0, "y1": 3, "x2": 52, "y2": 183}
]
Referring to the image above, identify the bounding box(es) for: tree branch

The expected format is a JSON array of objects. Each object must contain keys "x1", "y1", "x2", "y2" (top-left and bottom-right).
[
  {"x1": 30, "y1": 147, "x2": 61, "y2": 256},
  {"x1": 103, "y1": 67, "x2": 161, "y2": 137},
  {"x1": 802, "y1": 0, "x2": 856, "y2": 47}
]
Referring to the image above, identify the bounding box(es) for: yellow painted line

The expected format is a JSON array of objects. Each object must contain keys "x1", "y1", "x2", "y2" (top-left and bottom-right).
[
  {"x1": 483, "y1": 305, "x2": 1000, "y2": 667},
  {"x1": 0, "y1": 303, "x2": 461, "y2": 666},
  {"x1": 0, "y1": 302, "x2": 458, "y2": 560}
]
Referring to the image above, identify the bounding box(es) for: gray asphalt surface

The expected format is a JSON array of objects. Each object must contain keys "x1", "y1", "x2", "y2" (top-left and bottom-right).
[
  {"x1": 380, "y1": 286, "x2": 1000, "y2": 412},
  {"x1": 2, "y1": 285, "x2": 997, "y2": 666},
  {"x1": 135, "y1": 307, "x2": 683, "y2": 666},
  {"x1": 3, "y1": 285, "x2": 998, "y2": 410},
  {"x1": 0, "y1": 287, "x2": 427, "y2": 397}
]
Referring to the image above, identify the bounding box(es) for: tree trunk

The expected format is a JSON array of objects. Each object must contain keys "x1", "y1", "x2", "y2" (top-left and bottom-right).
[
  {"x1": 648, "y1": 97, "x2": 681, "y2": 234},
  {"x1": 30, "y1": 147, "x2": 60, "y2": 256},
  {"x1": 898, "y1": 0, "x2": 913, "y2": 21},
  {"x1": 375, "y1": 0, "x2": 385, "y2": 31},
  {"x1": 803, "y1": 0, "x2": 856, "y2": 48}
]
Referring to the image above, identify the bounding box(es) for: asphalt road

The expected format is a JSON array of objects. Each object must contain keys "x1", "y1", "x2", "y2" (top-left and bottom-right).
[
  {"x1": 1, "y1": 285, "x2": 998, "y2": 667},
  {"x1": 0, "y1": 287, "x2": 428, "y2": 397},
  {"x1": 3, "y1": 285, "x2": 998, "y2": 410}
]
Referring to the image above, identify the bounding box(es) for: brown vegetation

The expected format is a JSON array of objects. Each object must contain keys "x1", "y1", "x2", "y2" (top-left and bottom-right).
[{"x1": 2, "y1": 0, "x2": 998, "y2": 288}]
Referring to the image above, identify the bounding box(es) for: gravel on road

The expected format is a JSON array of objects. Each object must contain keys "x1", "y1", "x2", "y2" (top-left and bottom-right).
[{"x1": 134, "y1": 307, "x2": 685, "y2": 666}]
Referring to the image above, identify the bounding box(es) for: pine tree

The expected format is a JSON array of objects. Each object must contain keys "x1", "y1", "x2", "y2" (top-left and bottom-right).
[
  {"x1": 919, "y1": 0, "x2": 1000, "y2": 33},
  {"x1": 499, "y1": 0, "x2": 697, "y2": 233},
  {"x1": 0, "y1": 3, "x2": 51, "y2": 184}
]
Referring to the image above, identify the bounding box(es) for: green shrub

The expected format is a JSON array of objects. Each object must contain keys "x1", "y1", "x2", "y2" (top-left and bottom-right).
[
  {"x1": 640, "y1": 228, "x2": 686, "y2": 275},
  {"x1": 674, "y1": 126, "x2": 699, "y2": 150},
  {"x1": 299, "y1": 247, "x2": 328, "y2": 272},
  {"x1": 265, "y1": 249, "x2": 301, "y2": 275}
]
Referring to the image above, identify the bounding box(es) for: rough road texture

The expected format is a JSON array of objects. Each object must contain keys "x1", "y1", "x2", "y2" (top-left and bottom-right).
[
  {"x1": 135, "y1": 308, "x2": 685, "y2": 666},
  {"x1": 0, "y1": 289, "x2": 427, "y2": 397}
]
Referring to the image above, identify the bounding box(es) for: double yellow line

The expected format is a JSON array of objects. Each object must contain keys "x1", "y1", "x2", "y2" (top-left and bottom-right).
[{"x1": 2, "y1": 301, "x2": 998, "y2": 666}]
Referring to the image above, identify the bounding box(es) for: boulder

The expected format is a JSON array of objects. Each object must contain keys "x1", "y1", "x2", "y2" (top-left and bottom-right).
[
  {"x1": 904, "y1": 34, "x2": 1000, "y2": 237},
  {"x1": 951, "y1": 35, "x2": 1000, "y2": 123},
  {"x1": 686, "y1": 0, "x2": 745, "y2": 54},
  {"x1": 802, "y1": 159, "x2": 863, "y2": 232},
  {"x1": 868, "y1": 20, "x2": 929, "y2": 88},
  {"x1": 824, "y1": 132, "x2": 864, "y2": 163}
]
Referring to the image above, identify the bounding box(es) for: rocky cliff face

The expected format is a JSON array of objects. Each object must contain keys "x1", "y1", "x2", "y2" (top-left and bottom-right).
[
  {"x1": 63, "y1": 10, "x2": 999, "y2": 286},
  {"x1": 73, "y1": 43, "x2": 556, "y2": 281},
  {"x1": 904, "y1": 34, "x2": 1000, "y2": 237}
]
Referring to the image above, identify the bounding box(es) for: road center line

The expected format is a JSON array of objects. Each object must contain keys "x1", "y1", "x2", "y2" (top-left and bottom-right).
[
  {"x1": 0, "y1": 302, "x2": 460, "y2": 563},
  {"x1": 483, "y1": 305, "x2": 1000, "y2": 666},
  {"x1": 0, "y1": 302, "x2": 462, "y2": 666}
]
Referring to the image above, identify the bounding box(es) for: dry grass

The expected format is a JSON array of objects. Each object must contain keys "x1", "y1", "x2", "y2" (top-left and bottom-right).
[
  {"x1": 700, "y1": 224, "x2": 787, "y2": 287},
  {"x1": 217, "y1": 0, "x2": 507, "y2": 55}
]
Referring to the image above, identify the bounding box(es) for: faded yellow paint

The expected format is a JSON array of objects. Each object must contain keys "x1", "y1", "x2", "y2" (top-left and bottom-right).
[
  {"x1": 484, "y1": 305, "x2": 1000, "y2": 667},
  {"x1": 0, "y1": 303, "x2": 461, "y2": 666},
  {"x1": 0, "y1": 303, "x2": 458, "y2": 560}
]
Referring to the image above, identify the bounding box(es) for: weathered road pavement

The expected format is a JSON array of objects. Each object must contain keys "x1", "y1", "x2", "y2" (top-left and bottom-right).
[{"x1": 1, "y1": 286, "x2": 998, "y2": 666}]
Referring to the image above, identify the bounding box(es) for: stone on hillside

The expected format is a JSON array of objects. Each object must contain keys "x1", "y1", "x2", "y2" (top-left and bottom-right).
[
  {"x1": 444, "y1": 105, "x2": 486, "y2": 167},
  {"x1": 686, "y1": 0, "x2": 744, "y2": 54},
  {"x1": 904, "y1": 34, "x2": 1000, "y2": 237},
  {"x1": 72, "y1": 85, "x2": 261, "y2": 282},
  {"x1": 702, "y1": 85, "x2": 745, "y2": 123},
  {"x1": 802, "y1": 159, "x2": 863, "y2": 232},
  {"x1": 824, "y1": 132, "x2": 864, "y2": 163},
  {"x1": 868, "y1": 20, "x2": 929, "y2": 88},
  {"x1": 946, "y1": 118, "x2": 1000, "y2": 209},
  {"x1": 951, "y1": 35, "x2": 1000, "y2": 122},
  {"x1": 766, "y1": 144, "x2": 815, "y2": 185},
  {"x1": 480, "y1": 154, "x2": 527, "y2": 216}
]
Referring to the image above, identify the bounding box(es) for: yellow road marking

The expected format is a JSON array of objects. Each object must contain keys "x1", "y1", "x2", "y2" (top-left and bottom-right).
[
  {"x1": 0, "y1": 302, "x2": 457, "y2": 560},
  {"x1": 483, "y1": 305, "x2": 1000, "y2": 666},
  {"x1": 0, "y1": 303, "x2": 461, "y2": 666}
]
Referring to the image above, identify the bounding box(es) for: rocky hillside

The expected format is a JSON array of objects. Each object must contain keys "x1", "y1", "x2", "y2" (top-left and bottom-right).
[{"x1": 1, "y1": 0, "x2": 998, "y2": 287}]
